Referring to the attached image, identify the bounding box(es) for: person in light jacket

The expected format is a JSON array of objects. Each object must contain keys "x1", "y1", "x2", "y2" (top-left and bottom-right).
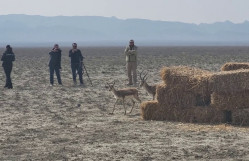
[
  {"x1": 124, "y1": 40, "x2": 138, "y2": 85},
  {"x1": 1, "y1": 45, "x2": 15, "y2": 89}
]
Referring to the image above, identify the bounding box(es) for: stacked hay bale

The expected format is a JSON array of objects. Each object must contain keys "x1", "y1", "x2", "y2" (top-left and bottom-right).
[
  {"x1": 221, "y1": 62, "x2": 249, "y2": 71},
  {"x1": 159, "y1": 66, "x2": 212, "y2": 106},
  {"x1": 141, "y1": 64, "x2": 249, "y2": 125},
  {"x1": 209, "y1": 69, "x2": 249, "y2": 125},
  {"x1": 141, "y1": 66, "x2": 225, "y2": 123}
]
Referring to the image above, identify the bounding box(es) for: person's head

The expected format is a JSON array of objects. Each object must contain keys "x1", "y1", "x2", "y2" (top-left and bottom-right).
[
  {"x1": 6, "y1": 45, "x2": 12, "y2": 52},
  {"x1": 129, "y1": 39, "x2": 134, "y2": 46},
  {"x1": 72, "y1": 43, "x2": 77, "y2": 49},
  {"x1": 53, "y1": 44, "x2": 59, "y2": 50}
]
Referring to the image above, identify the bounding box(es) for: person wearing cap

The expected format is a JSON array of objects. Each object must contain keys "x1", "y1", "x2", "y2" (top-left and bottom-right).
[
  {"x1": 69, "y1": 43, "x2": 84, "y2": 85},
  {"x1": 124, "y1": 40, "x2": 138, "y2": 85},
  {"x1": 1, "y1": 45, "x2": 15, "y2": 89},
  {"x1": 49, "y1": 44, "x2": 62, "y2": 86}
]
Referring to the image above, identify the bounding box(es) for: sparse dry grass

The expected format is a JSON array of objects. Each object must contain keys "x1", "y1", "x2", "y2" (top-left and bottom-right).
[{"x1": 1, "y1": 46, "x2": 249, "y2": 160}]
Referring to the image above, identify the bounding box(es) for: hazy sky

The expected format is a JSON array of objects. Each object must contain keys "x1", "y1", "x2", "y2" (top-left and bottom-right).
[{"x1": 1, "y1": 0, "x2": 248, "y2": 24}]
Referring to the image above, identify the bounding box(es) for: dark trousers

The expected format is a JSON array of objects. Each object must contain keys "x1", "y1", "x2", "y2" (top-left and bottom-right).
[
  {"x1": 71, "y1": 63, "x2": 83, "y2": 84},
  {"x1": 49, "y1": 66, "x2": 62, "y2": 85},
  {"x1": 3, "y1": 64, "x2": 13, "y2": 88}
]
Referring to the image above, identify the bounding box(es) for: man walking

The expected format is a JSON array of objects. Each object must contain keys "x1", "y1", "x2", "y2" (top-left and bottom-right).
[
  {"x1": 69, "y1": 43, "x2": 84, "y2": 86},
  {"x1": 124, "y1": 40, "x2": 138, "y2": 85}
]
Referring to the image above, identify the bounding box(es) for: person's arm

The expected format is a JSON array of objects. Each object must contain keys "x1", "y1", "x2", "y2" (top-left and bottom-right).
[
  {"x1": 79, "y1": 50, "x2": 83, "y2": 61},
  {"x1": 129, "y1": 46, "x2": 137, "y2": 55},
  {"x1": 12, "y1": 53, "x2": 15, "y2": 61},
  {"x1": 59, "y1": 51, "x2": 62, "y2": 69},
  {"x1": 69, "y1": 50, "x2": 72, "y2": 57},
  {"x1": 49, "y1": 51, "x2": 53, "y2": 57},
  {"x1": 1, "y1": 53, "x2": 6, "y2": 61},
  {"x1": 124, "y1": 46, "x2": 131, "y2": 56}
]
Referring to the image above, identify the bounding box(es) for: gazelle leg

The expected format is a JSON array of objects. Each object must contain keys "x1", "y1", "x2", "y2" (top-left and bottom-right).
[
  {"x1": 122, "y1": 98, "x2": 127, "y2": 115},
  {"x1": 111, "y1": 99, "x2": 118, "y2": 114},
  {"x1": 129, "y1": 99, "x2": 135, "y2": 113},
  {"x1": 153, "y1": 95, "x2": 155, "y2": 100},
  {"x1": 134, "y1": 94, "x2": 141, "y2": 103}
]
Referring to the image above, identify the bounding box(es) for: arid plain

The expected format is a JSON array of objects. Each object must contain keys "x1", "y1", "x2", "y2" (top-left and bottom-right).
[{"x1": 1, "y1": 46, "x2": 249, "y2": 160}]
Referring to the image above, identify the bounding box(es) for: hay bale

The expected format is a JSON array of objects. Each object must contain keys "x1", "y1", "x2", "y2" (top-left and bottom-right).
[
  {"x1": 141, "y1": 101, "x2": 225, "y2": 123},
  {"x1": 221, "y1": 62, "x2": 249, "y2": 71},
  {"x1": 178, "y1": 106, "x2": 225, "y2": 123},
  {"x1": 211, "y1": 91, "x2": 249, "y2": 110},
  {"x1": 140, "y1": 101, "x2": 166, "y2": 120},
  {"x1": 160, "y1": 66, "x2": 212, "y2": 94},
  {"x1": 208, "y1": 69, "x2": 249, "y2": 93},
  {"x1": 156, "y1": 83, "x2": 197, "y2": 108},
  {"x1": 232, "y1": 109, "x2": 249, "y2": 126}
]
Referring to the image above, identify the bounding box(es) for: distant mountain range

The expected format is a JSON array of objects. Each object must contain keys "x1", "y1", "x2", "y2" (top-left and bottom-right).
[{"x1": 0, "y1": 14, "x2": 249, "y2": 46}]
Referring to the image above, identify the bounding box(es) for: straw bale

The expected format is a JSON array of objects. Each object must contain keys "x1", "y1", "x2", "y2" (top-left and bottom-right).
[
  {"x1": 141, "y1": 101, "x2": 225, "y2": 123},
  {"x1": 140, "y1": 101, "x2": 166, "y2": 120},
  {"x1": 157, "y1": 106, "x2": 224, "y2": 123},
  {"x1": 160, "y1": 66, "x2": 212, "y2": 94},
  {"x1": 211, "y1": 91, "x2": 249, "y2": 110},
  {"x1": 208, "y1": 69, "x2": 249, "y2": 93},
  {"x1": 221, "y1": 62, "x2": 249, "y2": 71},
  {"x1": 156, "y1": 83, "x2": 197, "y2": 108},
  {"x1": 232, "y1": 109, "x2": 249, "y2": 126}
]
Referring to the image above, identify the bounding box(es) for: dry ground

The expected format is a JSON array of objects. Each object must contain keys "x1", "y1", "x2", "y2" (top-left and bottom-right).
[{"x1": 1, "y1": 46, "x2": 249, "y2": 160}]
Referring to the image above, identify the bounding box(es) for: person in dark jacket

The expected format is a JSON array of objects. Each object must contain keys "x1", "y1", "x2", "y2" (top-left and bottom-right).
[
  {"x1": 1, "y1": 45, "x2": 15, "y2": 89},
  {"x1": 49, "y1": 44, "x2": 62, "y2": 86},
  {"x1": 69, "y1": 43, "x2": 84, "y2": 86}
]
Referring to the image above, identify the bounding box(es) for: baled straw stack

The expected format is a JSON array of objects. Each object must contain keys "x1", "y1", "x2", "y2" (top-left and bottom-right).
[
  {"x1": 232, "y1": 109, "x2": 249, "y2": 126},
  {"x1": 159, "y1": 66, "x2": 213, "y2": 107},
  {"x1": 171, "y1": 106, "x2": 225, "y2": 123},
  {"x1": 141, "y1": 101, "x2": 225, "y2": 123},
  {"x1": 140, "y1": 101, "x2": 166, "y2": 120},
  {"x1": 208, "y1": 69, "x2": 249, "y2": 93},
  {"x1": 211, "y1": 91, "x2": 249, "y2": 110},
  {"x1": 156, "y1": 83, "x2": 196, "y2": 108},
  {"x1": 221, "y1": 62, "x2": 249, "y2": 71},
  {"x1": 160, "y1": 66, "x2": 213, "y2": 94}
]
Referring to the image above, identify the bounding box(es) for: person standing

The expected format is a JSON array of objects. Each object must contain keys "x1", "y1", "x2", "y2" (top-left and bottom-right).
[
  {"x1": 69, "y1": 43, "x2": 84, "y2": 86},
  {"x1": 124, "y1": 39, "x2": 138, "y2": 85},
  {"x1": 49, "y1": 44, "x2": 62, "y2": 86},
  {"x1": 1, "y1": 45, "x2": 15, "y2": 89}
]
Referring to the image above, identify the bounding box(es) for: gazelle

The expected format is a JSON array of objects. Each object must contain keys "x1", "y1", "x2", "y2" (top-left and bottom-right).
[
  {"x1": 106, "y1": 81, "x2": 141, "y2": 115},
  {"x1": 139, "y1": 71, "x2": 157, "y2": 100}
]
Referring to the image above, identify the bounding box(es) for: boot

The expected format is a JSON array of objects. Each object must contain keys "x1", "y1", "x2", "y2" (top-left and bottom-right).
[
  {"x1": 8, "y1": 83, "x2": 13, "y2": 89},
  {"x1": 4, "y1": 81, "x2": 8, "y2": 88},
  {"x1": 73, "y1": 81, "x2": 77, "y2": 86}
]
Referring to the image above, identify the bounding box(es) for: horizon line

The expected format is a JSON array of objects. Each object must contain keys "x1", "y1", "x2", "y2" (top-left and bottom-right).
[{"x1": 1, "y1": 14, "x2": 249, "y2": 25}]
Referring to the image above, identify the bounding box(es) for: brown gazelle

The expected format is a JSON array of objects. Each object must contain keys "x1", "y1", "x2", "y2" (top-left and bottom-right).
[
  {"x1": 106, "y1": 81, "x2": 141, "y2": 115},
  {"x1": 139, "y1": 71, "x2": 157, "y2": 100}
]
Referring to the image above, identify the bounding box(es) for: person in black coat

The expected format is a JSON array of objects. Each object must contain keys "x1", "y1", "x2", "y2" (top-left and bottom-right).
[
  {"x1": 69, "y1": 43, "x2": 84, "y2": 85},
  {"x1": 49, "y1": 44, "x2": 62, "y2": 86},
  {"x1": 1, "y1": 45, "x2": 15, "y2": 89}
]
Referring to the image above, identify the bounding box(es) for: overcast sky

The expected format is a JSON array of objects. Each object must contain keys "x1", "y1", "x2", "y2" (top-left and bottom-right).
[{"x1": 0, "y1": 0, "x2": 248, "y2": 24}]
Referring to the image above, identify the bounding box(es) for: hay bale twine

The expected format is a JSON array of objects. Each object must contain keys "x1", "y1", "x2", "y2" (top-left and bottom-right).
[
  {"x1": 211, "y1": 91, "x2": 249, "y2": 110},
  {"x1": 221, "y1": 62, "x2": 249, "y2": 71}
]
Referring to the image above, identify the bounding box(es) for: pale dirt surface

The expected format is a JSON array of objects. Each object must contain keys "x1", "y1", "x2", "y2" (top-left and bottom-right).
[{"x1": 1, "y1": 46, "x2": 249, "y2": 160}]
